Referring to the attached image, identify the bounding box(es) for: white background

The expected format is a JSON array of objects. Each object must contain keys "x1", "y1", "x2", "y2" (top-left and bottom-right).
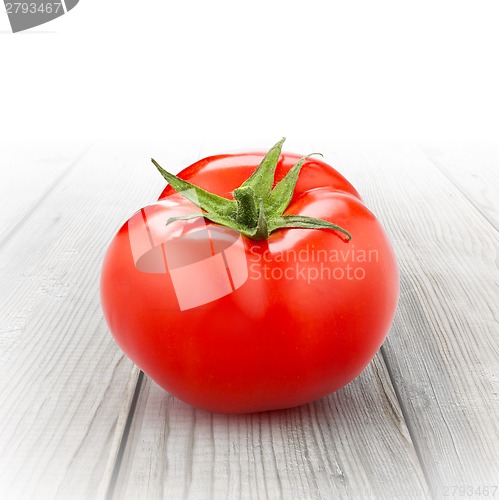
[{"x1": 1, "y1": 0, "x2": 498, "y2": 150}]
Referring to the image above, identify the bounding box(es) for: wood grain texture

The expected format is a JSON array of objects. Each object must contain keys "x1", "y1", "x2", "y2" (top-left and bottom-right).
[
  {"x1": 0, "y1": 141, "x2": 169, "y2": 500},
  {"x1": 318, "y1": 141, "x2": 499, "y2": 498},
  {"x1": 0, "y1": 141, "x2": 86, "y2": 248},
  {"x1": 112, "y1": 356, "x2": 428, "y2": 500},
  {"x1": 420, "y1": 142, "x2": 499, "y2": 231}
]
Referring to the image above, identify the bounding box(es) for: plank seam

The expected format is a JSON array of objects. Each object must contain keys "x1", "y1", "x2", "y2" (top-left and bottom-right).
[
  {"x1": 418, "y1": 147, "x2": 499, "y2": 233},
  {"x1": 379, "y1": 346, "x2": 434, "y2": 499},
  {"x1": 105, "y1": 370, "x2": 145, "y2": 500},
  {"x1": 0, "y1": 146, "x2": 91, "y2": 251}
]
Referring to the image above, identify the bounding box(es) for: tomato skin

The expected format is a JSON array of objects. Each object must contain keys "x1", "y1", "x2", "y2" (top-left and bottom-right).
[
  {"x1": 101, "y1": 152, "x2": 399, "y2": 414},
  {"x1": 158, "y1": 152, "x2": 362, "y2": 202}
]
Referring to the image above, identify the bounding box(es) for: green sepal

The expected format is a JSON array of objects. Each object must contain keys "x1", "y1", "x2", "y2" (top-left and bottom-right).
[
  {"x1": 153, "y1": 138, "x2": 351, "y2": 242},
  {"x1": 166, "y1": 211, "x2": 260, "y2": 239},
  {"x1": 166, "y1": 212, "x2": 206, "y2": 225},
  {"x1": 268, "y1": 215, "x2": 352, "y2": 240},
  {"x1": 238, "y1": 137, "x2": 285, "y2": 200},
  {"x1": 152, "y1": 158, "x2": 236, "y2": 218},
  {"x1": 266, "y1": 153, "x2": 321, "y2": 215}
]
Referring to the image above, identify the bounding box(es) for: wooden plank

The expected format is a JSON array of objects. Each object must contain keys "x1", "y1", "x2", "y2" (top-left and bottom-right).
[
  {"x1": 112, "y1": 356, "x2": 428, "y2": 500},
  {"x1": 110, "y1": 141, "x2": 429, "y2": 500},
  {"x1": 0, "y1": 141, "x2": 86, "y2": 247},
  {"x1": 318, "y1": 141, "x2": 499, "y2": 498},
  {"x1": 420, "y1": 142, "x2": 499, "y2": 231},
  {"x1": 0, "y1": 140, "x2": 183, "y2": 500}
]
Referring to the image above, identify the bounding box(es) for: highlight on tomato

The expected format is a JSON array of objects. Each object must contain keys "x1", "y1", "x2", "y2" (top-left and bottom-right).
[{"x1": 100, "y1": 138, "x2": 399, "y2": 414}]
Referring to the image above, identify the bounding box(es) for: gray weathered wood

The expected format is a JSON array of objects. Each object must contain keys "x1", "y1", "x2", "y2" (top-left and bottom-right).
[
  {"x1": 112, "y1": 356, "x2": 429, "y2": 500},
  {"x1": 0, "y1": 141, "x2": 86, "y2": 247},
  {"x1": 420, "y1": 142, "x2": 499, "y2": 231},
  {"x1": 319, "y1": 141, "x2": 499, "y2": 498},
  {"x1": 0, "y1": 141, "x2": 168, "y2": 500}
]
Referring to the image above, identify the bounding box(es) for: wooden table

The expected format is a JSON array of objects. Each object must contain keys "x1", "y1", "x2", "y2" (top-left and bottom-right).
[{"x1": 1, "y1": 139, "x2": 498, "y2": 499}]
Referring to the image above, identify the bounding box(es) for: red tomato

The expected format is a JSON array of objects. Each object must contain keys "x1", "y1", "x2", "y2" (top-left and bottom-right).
[{"x1": 100, "y1": 146, "x2": 399, "y2": 413}]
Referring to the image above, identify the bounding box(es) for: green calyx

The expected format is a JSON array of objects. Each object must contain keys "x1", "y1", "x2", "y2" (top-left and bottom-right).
[{"x1": 151, "y1": 138, "x2": 351, "y2": 241}]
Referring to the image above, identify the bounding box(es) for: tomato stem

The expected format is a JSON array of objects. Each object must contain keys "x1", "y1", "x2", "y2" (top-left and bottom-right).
[
  {"x1": 234, "y1": 186, "x2": 259, "y2": 228},
  {"x1": 152, "y1": 138, "x2": 351, "y2": 241}
]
